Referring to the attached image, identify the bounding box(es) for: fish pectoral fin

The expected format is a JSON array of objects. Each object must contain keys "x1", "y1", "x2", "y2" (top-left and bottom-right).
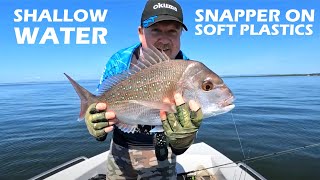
[
  {"x1": 150, "y1": 126, "x2": 164, "y2": 133},
  {"x1": 128, "y1": 100, "x2": 176, "y2": 113},
  {"x1": 116, "y1": 122, "x2": 138, "y2": 133}
]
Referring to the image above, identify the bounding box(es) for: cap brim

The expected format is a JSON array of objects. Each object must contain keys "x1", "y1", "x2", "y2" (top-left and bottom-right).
[{"x1": 145, "y1": 15, "x2": 188, "y2": 31}]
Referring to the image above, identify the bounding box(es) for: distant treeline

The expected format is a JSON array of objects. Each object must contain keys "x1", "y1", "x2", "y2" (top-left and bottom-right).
[{"x1": 222, "y1": 73, "x2": 320, "y2": 78}]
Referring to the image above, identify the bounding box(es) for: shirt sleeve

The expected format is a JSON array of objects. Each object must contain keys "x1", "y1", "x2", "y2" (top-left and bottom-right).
[
  {"x1": 97, "y1": 44, "x2": 140, "y2": 91},
  {"x1": 97, "y1": 52, "x2": 129, "y2": 91}
]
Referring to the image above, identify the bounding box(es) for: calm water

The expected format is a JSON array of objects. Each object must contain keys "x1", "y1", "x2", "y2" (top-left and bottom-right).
[{"x1": 0, "y1": 76, "x2": 319, "y2": 180}]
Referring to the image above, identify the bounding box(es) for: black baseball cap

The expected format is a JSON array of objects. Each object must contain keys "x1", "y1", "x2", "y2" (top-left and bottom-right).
[{"x1": 141, "y1": 0, "x2": 188, "y2": 31}]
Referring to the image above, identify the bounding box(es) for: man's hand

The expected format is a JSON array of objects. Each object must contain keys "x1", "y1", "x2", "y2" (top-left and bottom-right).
[
  {"x1": 160, "y1": 93, "x2": 203, "y2": 150},
  {"x1": 85, "y1": 103, "x2": 118, "y2": 141}
]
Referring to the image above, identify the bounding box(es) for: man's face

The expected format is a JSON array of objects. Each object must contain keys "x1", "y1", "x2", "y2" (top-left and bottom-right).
[{"x1": 139, "y1": 21, "x2": 182, "y2": 59}]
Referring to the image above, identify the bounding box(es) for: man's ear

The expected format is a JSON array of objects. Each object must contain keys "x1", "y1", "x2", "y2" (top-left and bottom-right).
[
  {"x1": 138, "y1": 26, "x2": 143, "y2": 34},
  {"x1": 138, "y1": 26, "x2": 144, "y2": 42}
]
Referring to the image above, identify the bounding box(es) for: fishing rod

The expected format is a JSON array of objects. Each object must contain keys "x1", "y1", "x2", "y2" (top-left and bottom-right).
[{"x1": 181, "y1": 142, "x2": 320, "y2": 175}]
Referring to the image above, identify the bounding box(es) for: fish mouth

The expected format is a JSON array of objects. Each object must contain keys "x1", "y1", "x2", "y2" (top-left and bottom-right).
[
  {"x1": 209, "y1": 96, "x2": 235, "y2": 116},
  {"x1": 219, "y1": 95, "x2": 235, "y2": 108},
  {"x1": 221, "y1": 104, "x2": 235, "y2": 113},
  {"x1": 205, "y1": 101, "x2": 235, "y2": 118},
  {"x1": 218, "y1": 96, "x2": 235, "y2": 114}
]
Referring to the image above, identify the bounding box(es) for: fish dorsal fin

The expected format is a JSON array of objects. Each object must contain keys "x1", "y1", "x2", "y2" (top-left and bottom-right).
[
  {"x1": 97, "y1": 70, "x2": 135, "y2": 95},
  {"x1": 97, "y1": 46, "x2": 171, "y2": 94},
  {"x1": 146, "y1": 46, "x2": 171, "y2": 63},
  {"x1": 130, "y1": 46, "x2": 171, "y2": 71}
]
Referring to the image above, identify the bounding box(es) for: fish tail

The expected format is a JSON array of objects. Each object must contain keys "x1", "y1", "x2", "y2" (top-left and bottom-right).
[{"x1": 64, "y1": 73, "x2": 99, "y2": 120}]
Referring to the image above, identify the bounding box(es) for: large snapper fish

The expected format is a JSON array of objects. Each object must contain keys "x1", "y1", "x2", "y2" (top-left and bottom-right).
[{"x1": 65, "y1": 47, "x2": 235, "y2": 133}]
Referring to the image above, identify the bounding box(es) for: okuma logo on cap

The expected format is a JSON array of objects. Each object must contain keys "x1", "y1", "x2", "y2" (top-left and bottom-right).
[{"x1": 153, "y1": 3, "x2": 177, "y2": 12}]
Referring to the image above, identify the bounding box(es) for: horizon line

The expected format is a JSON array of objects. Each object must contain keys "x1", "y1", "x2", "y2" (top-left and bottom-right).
[{"x1": 1, "y1": 72, "x2": 319, "y2": 85}]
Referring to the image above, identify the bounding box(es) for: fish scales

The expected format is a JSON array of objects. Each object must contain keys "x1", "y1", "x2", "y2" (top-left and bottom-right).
[
  {"x1": 103, "y1": 61, "x2": 188, "y2": 103},
  {"x1": 100, "y1": 60, "x2": 191, "y2": 126}
]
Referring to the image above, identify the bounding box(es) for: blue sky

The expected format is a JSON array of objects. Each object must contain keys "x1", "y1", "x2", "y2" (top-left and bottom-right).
[{"x1": 0, "y1": 0, "x2": 319, "y2": 83}]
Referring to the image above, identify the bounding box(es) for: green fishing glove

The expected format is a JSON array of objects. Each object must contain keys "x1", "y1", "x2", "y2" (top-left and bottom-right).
[
  {"x1": 85, "y1": 103, "x2": 108, "y2": 141},
  {"x1": 162, "y1": 103, "x2": 203, "y2": 150}
]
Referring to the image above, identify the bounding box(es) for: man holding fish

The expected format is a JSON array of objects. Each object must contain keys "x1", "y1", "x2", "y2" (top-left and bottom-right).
[{"x1": 69, "y1": 0, "x2": 235, "y2": 179}]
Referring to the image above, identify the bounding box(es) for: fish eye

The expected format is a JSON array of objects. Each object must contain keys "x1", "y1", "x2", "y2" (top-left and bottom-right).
[{"x1": 202, "y1": 81, "x2": 214, "y2": 91}]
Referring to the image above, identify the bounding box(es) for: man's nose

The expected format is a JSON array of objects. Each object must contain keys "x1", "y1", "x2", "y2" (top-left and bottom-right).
[{"x1": 157, "y1": 35, "x2": 170, "y2": 44}]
